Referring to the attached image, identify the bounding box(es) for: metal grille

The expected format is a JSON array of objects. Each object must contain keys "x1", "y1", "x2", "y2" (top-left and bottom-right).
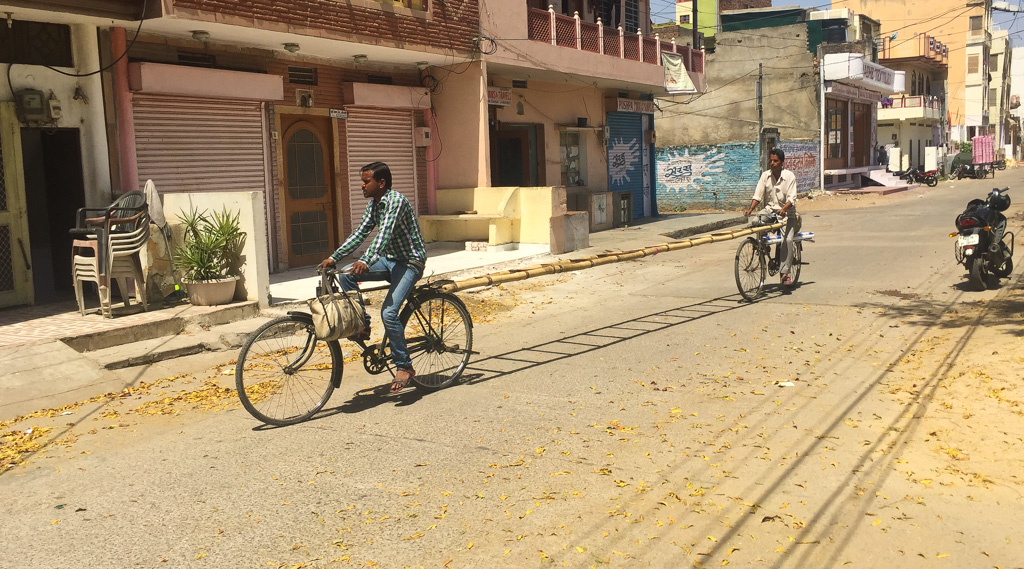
[
  {"x1": 0, "y1": 20, "x2": 73, "y2": 67},
  {"x1": 288, "y1": 66, "x2": 318, "y2": 85},
  {"x1": 555, "y1": 14, "x2": 576, "y2": 48},
  {"x1": 603, "y1": 33, "x2": 620, "y2": 57},
  {"x1": 580, "y1": 22, "x2": 600, "y2": 53},
  {"x1": 346, "y1": 108, "x2": 416, "y2": 231},
  {"x1": 527, "y1": 8, "x2": 548, "y2": 41},
  {"x1": 642, "y1": 37, "x2": 657, "y2": 63},
  {"x1": 134, "y1": 95, "x2": 268, "y2": 193},
  {"x1": 0, "y1": 226, "x2": 13, "y2": 292},
  {"x1": 289, "y1": 210, "x2": 328, "y2": 257},
  {"x1": 623, "y1": 35, "x2": 640, "y2": 61}
]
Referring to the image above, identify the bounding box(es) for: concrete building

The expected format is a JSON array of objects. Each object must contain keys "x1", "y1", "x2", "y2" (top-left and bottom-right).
[
  {"x1": 988, "y1": 30, "x2": 1012, "y2": 156},
  {"x1": 0, "y1": 0, "x2": 705, "y2": 309},
  {"x1": 875, "y1": 33, "x2": 949, "y2": 172},
  {"x1": 655, "y1": 6, "x2": 900, "y2": 210},
  {"x1": 1008, "y1": 45, "x2": 1024, "y2": 158},
  {"x1": 850, "y1": 0, "x2": 992, "y2": 145}
]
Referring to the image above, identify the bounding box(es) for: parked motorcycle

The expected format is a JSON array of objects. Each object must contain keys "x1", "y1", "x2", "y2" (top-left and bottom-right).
[
  {"x1": 990, "y1": 159, "x2": 1007, "y2": 171},
  {"x1": 952, "y1": 187, "x2": 1015, "y2": 291},
  {"x1": 952, "y1": 163, "x2": 988, "y2": 180},
  {"x1": 911, "y1": 168, "x2": 939, "y2": 187}
]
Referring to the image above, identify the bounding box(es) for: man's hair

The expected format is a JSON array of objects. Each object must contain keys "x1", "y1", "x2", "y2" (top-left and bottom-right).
[
  {"x1": 361, "y1": 162, "x2": 393, "y2": 190},
  {"x1": 769, "y1": 148, "x2": 785, "y2": 162}
]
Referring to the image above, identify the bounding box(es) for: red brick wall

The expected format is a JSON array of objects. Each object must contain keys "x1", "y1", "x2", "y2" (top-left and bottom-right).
[
  {"x1": 169, "y1": 0, "x2": 479, "y2": 52},
  {"x1": 719, "y1": 0, "x2": 771, "y2": 12}
]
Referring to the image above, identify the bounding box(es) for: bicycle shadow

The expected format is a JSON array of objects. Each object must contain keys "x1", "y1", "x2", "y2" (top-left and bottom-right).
[{"x1": 262, "y1": 287, "x2": 804, "y2": 422}]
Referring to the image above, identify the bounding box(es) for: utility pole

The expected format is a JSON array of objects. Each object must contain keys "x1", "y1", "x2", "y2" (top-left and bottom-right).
[
  {"x1": 757, "y1": 62, "x2": 764, "y2": 168},
  {"x1": 692, "y1": 0, "x2": 699, "y2": 51}
]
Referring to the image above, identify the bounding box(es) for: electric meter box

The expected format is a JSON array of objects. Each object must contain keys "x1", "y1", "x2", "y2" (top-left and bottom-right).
[
  {"x1": 15, "y1": 89, "x2": 48, "y2": 122},
  {"x1": 413, "y1": 127, "x2": 432, "y2": 147}
]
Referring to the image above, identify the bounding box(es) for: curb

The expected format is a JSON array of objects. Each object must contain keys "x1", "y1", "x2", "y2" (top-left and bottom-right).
[
  {"x1": 661, "y1": 216, "x2": 747, "y2": 240},
  {"x1": 61, "y1": 301, "x2": 260, "y2": 353}
]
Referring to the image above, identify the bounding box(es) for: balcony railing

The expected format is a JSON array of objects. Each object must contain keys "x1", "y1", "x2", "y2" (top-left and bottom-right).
[
  {"x1": 527, "y1": 7, "x2": 704, "y2": 74},
  {"x1": 878, "y1": 34, "x2": 948, "y2": 65},
  {"x1": 878, "y1": 95, "x2": 943, "y2": 110}
]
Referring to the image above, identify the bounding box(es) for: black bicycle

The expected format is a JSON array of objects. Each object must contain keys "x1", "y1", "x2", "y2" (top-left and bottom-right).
[
  {"x1": 235, "y1": 267, "x2": 475, "y2": 426},
  {"x1": 734, "y1": 214, "x2": 814, "y2": 302}
]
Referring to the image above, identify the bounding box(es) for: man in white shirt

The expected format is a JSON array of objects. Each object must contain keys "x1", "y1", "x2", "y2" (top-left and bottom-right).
[{"x1": 743, "y1": 148, "x2": 799, "y2": 286}]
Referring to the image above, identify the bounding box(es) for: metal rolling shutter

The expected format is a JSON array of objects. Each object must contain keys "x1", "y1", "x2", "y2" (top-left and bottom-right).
[
  {"x1": 133, "y1": 95, "x2": 268, "y2": 193},
  {"x1": 606, "y1": 111, "x2": 645, "y2": 219},
  {"x1": 345, "y1": 108, "x2": 416, "y2": 229}
]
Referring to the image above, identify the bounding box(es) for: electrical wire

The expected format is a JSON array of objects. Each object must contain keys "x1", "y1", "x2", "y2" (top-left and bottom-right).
[{"x1": 42, "y1": 0, "x2": 148, "y2": 77}]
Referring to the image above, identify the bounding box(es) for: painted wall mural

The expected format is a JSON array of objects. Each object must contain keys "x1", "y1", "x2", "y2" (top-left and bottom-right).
[
  {"x1": 656, "y1": 140, "x2": 819, "y2": 210},
  {"x1": 776, "y1": 140, "x2": 819, "y2": 192},
  {"x1": 656, "y1": 142, "x2": 760, "y2": 210}
]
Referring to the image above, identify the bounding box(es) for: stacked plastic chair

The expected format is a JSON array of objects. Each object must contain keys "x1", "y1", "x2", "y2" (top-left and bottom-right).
[{"x1": 70, "y1": 191, "x2": 150, "y2": 317}]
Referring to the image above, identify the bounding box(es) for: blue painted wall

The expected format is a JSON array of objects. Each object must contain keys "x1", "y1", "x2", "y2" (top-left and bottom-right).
[
  {"x1": 656, "y1": 142, "x2": 760, "y2": 210},
  {"x1": 656, "y1": 140, "x2": 819, "y2": 210}
]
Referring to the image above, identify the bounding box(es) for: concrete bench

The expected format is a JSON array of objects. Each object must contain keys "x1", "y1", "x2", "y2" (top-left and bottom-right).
[{"x1": 418, "y1": 213, "x2": 514, "y2": 246}]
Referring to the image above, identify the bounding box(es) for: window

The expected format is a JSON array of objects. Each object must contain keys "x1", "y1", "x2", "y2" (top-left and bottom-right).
[
  {"x1": 969, "y1": 15, "x2": 983, "y2": 36},
  {"x1": 560, "y1": 130, "x2": 587, "y2": 186},
  {"x1": 388, "y1": 0, "x2": 426, "y2": 10},
  {"x1": 990, "y1": 88, "x2": 998, "y2": 108},
  {"x1": 968, "y1": 54, "x2": 979, "y2": 74},
  {"x1": 624, "y1": 0, "x2": 640, "y2": 34},
  {"x1": 289, "y1": 66, "x2": 318, "y2": 86},
  {"x1": 679, "y1": 15, "x2": 690, "y2": 24},
  {"x1": 0, "y1": 20, "x2": 73, "y2": 67}
]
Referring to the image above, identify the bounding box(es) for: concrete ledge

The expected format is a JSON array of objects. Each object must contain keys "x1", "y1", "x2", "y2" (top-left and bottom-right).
[
  {"x1": 661, "y1": 216, "x2": 748, "y2": 240},
  {"x1": 62, "y1": 301, "x2": 259, "y2": 353}
]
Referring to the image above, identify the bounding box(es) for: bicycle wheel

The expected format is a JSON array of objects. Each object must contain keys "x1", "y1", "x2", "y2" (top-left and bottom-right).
[
  {"x1": 235, "y1": 315, "x2": 342, "y2": 426},
  {"x1": 735, "y1": 237, "x2": 766, "y2": 302},
  {"x1": 790, "y1": 241, "x2": 803, "y2": 284},
  {"x1": 400, "y1": 291, "x2": 473, "y2": 390}
]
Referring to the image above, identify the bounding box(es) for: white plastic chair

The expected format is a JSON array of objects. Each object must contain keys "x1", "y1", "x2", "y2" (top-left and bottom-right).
[{"x1": 72, "y1": 211, "x2": 150, "y2": 318}]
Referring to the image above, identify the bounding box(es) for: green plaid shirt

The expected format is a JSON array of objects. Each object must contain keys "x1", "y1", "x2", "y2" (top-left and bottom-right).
[{"x1": 330, "y1": 190, "x2": 427, "y2": 266}]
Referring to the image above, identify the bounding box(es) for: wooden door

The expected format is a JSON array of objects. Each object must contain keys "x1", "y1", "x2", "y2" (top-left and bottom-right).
[
  {"x1": 852, "y1": 103, "x2": 871, "y2": 168},
  {"x1": 282, "y1": 117, "x2": 336, "y2": 268},
  {"x1": 0, "y1": 103, "x2": 32, "y2": 308},
  {"x1": 492, "y1": 130, "x2": 531, "y2": 187}
]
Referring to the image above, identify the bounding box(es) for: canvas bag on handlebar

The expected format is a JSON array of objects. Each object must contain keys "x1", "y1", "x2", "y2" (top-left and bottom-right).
[{"x1": 308, "y1": 273, "x2": 366, "y2": 341}]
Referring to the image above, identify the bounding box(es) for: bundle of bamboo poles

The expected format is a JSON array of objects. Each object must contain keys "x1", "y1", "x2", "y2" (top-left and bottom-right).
[{"x1": 439, "y1": 222, "x2": 783, "y2": 294}]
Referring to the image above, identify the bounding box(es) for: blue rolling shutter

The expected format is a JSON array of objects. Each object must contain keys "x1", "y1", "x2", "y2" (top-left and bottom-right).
[{"x1": 606, "y1": 112, "x2": 645, "y2": 219}]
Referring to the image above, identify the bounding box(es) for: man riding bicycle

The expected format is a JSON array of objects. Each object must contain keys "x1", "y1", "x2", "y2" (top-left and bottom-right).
[
  {"x1": 743, "y1": 148, "x2": 799, "y2": 286},
  {"x1": 319, "y1": 161, "x2": 427, "y2": 393}
]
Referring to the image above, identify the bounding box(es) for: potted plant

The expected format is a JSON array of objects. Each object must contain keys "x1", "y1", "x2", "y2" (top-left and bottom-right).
[{"x1": 172, "y1": 206, "x2": 246, "y2": 306}]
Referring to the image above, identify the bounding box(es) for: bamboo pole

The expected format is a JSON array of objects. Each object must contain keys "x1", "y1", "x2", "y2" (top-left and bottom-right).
[{"x1": 439, "y1": 223, "x2": 783, "y2": 293}]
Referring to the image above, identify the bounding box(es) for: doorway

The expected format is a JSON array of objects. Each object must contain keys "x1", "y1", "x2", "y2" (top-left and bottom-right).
[
  {"x1": 281, "y1": 116, "x2": 337, "y2": 268},
  {"x1": 852, "y1": 102, "x2": 871, "y2": 167},
  {"x1": 21, "y1": 128, "x2": 86, "y2": 302},
  {"x1": 490, "y1": 123, "x2": 544, "y2": 187}
]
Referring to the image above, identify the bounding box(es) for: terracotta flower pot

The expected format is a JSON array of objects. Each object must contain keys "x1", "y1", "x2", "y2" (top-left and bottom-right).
[{"x1": 184, "y1": 276, "x2": 239, "y2": 306}]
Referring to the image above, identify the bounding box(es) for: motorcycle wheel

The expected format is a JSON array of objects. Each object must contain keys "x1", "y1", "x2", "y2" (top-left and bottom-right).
[
  {"x1": 997, "y1": 161, "x2": 1006, "y2": 170},
  {"x1": 926, "y1": 176, "x2": 938, "y2": 187},
  {"x1": 968, "y1": 257, "x2": 989, "y2": 291},
  {"x1": 974, "y1": 168, "x2": 986, "y2": 180}
]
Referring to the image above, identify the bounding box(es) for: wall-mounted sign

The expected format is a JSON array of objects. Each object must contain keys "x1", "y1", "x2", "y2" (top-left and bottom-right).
[
  {"x1": 487, "y1": 86, "x2": 512, "y2": 106},
  {"x1": 329, "y1": 108, "x2": 348, "y2": 119},
  {"x1": 616, "y1": 98, "x2": 656, "y2": 114}
]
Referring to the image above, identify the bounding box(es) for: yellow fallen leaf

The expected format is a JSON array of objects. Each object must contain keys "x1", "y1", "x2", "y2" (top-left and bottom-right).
[
  {"x1": 504, "y1": 549, "x2": 511, "y2": 555},
  {"x1": 707, "y1": 536, "x2": 717, "y2": 542},
  {"x1": 467, "y1": 542, "x2": 474, "y2": 549},
  {"x1": 195, "y1": 553, "x2": 206, "y2": 560},
  {"x1": 872, "y1": 520, "x2": 882, "y2": 526},
  {"x1": 936, "y1": 554, "x2": 949, "y2": 558},
  {"x1": 576, "y1": 546, "x2": 585, "y2": 553},
  {"x1": 402, "y1": 533, "x2": 424, "y2": 540}
]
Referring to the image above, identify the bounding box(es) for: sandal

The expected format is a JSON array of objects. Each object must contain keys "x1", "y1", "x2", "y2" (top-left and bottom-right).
[{"x1": 391, "y1": 368, "x2": 415, "y2": 393}]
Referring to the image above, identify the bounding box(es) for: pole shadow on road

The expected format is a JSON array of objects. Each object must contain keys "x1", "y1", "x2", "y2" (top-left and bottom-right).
[{"x1": 324, "y1": 290, "x2": 796, "y2": 416}]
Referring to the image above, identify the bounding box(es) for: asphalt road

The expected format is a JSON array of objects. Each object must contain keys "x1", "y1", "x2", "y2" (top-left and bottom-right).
[{"x1": 3, "y1": 172, "x2": 1023, "y2": 569}]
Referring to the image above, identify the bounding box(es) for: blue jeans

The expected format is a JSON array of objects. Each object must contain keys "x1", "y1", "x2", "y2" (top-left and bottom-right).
[{"x1": 340, "y1": 258, "x2": 423, "y2": 370}]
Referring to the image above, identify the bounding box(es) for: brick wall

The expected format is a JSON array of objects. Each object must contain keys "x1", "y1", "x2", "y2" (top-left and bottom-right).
[{"x1": 169, "y1": 0, "x2": 479, "y2": 53}]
